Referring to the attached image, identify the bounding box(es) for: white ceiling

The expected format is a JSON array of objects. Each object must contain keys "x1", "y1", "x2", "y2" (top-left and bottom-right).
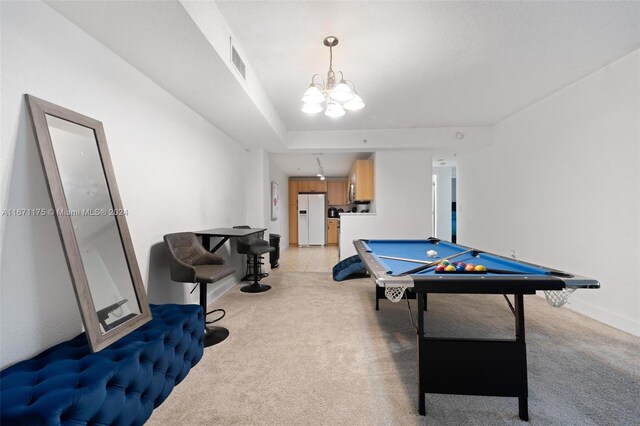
[
  {"x1": 270, "y1": 152, "x2": 371, "y2": 177},
  {"x1": 47, "y1": 1, "x2": 288, "y2": 151},
  {"x1": 45, "y1": 1, "x2": 639, "y2": 173},
  {"x1": 217, "y1": 1, "x2": 640, "y2": 131}
]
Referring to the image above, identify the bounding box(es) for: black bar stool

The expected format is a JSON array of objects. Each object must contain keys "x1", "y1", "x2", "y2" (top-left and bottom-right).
[
  {"x1": 233, "y1": 225, "x2": 275, "y2": 293},
  {"x1": 164, "y1": 232, "x2": 235, "y2": 346}
]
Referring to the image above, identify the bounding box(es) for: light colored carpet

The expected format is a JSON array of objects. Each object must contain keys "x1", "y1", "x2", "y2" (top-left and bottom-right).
[{"x1": 148, "y1": 272, "x2": 640, "y2": 425}]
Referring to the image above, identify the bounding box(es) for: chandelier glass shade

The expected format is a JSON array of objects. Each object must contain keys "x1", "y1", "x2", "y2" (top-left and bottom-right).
[{"x1": 301, "y1": 36, "x2": 365, "y2": 117}]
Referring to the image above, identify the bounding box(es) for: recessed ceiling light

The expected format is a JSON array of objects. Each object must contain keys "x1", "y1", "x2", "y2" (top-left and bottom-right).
[{"x1": 455, "y1": 132, "x2": 465, "y2": 140}]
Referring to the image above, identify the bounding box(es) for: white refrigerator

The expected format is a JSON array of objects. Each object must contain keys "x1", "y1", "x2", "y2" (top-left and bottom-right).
[{"x1": 298, "y1": 193, "x2": 326, "y2": 246}]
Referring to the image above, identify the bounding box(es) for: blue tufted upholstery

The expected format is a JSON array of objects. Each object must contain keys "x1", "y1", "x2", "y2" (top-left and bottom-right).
[
  {"x1": 332, "y1": 255, "x2": 366, "y2": 281},
  {"x1": 0, "y1": 304, "x2": 204, "y2": 426}
]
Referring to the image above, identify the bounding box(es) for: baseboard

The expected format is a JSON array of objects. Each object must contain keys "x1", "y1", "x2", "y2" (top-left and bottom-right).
[
  {"x1": 207, "y1": 275, "x2": 238, "y2": 304},
  {"x1": 559, "y1": 296, "x2": 640, "y2": 337}
]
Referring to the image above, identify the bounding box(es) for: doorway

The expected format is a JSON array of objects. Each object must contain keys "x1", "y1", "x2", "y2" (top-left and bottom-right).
[{"x1": 432, "y1": 167, "x2": 457, "y2": 242}]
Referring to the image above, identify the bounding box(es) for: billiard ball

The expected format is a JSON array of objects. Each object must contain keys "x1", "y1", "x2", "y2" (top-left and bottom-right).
[
  {"x1": 426, "y1": 250, "x2": 438, "y2": 258},
  {"x1": 445, "y1": 265, "x2": 456, "y2": 272},
  {"x1": 457, "y1": 262, "x2": 466, "y2": 267},
  {"x1": 465, "y1": 264, "x2": 475, "y2": 271},
  {"x1": 441, "y1": 260, "x2": 450, "y2": 266},
  {"x1": 455, "y1": 264, "x2": 466, "y2": 272},
  {"x1": 435, "y1": 264, "x2": 446, "y2": 272},
  {"x1": 475, "y1": 265, "x2": 486, "y2": 272}
]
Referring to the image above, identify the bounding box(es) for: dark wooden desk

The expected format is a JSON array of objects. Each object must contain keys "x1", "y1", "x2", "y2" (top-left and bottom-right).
[{"x1": 195, "y1": 228, "x2": 267, "y2": 253}]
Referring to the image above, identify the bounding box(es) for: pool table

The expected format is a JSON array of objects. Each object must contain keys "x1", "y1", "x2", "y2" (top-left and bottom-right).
[{"x1": 354, "y1": 238, "x2": 599, "y2": 421}]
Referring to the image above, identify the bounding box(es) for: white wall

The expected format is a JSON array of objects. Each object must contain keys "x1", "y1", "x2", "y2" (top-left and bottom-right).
[
  {"x1": 340, "y1": 150, "x2": 432, "y2": 259},
  {"x1": 244, "y1": 148, "x2": 269, "y2": 230},
  {"x1": 0, "y1": 1, "x2": 249, "y2": 368},
  {"x1": 458, "y1": 50, "x2": 640, "y2": 336},
  {"x1": 268, "y1": 157, "x2": 289, "y2": 250}
]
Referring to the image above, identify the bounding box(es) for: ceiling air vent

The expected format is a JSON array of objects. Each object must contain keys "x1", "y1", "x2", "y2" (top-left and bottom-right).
[{"x1": 230, "y1": 40, "x2": 246, "y2": 81}]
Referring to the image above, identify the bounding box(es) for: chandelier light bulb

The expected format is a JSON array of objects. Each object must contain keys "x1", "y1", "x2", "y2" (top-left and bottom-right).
[
  {"x1": 325, "y1": 101, "x2": 345, "y2": 118},
  {"x1": 301, "y1": 84, "x2": 324, "y2": 104},
  {"x1": 330, "y1": 80, "x2": 354, "y2": 102},
  {"x1": 301, "y1": 103, "x2": 323, "y2": 114},
  {"x1": 343, "y1": 93, "x2": 365, "y2": 111}
]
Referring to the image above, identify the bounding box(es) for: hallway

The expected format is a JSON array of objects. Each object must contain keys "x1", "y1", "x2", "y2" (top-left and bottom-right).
[{"x1": 277, "y1": 245, "x2": 339, "y2": 273}]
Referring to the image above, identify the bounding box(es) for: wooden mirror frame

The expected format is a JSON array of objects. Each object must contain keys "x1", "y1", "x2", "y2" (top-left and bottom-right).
[{"x1": 26, "y1": 95, "x2": 151, "y2": 352}]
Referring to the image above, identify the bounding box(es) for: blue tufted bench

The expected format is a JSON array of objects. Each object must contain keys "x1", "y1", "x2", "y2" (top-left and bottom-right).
[{"x1": 0, "y1": 304, "x2": 204, "y2": 426}]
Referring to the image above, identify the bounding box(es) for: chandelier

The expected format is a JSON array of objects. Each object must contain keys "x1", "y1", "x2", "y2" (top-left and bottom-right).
[{"x1": 301, "y1": 36, "x2": 365, "y2": 118}]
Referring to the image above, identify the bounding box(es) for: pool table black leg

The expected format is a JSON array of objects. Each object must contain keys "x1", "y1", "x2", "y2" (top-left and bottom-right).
[
  {"x1": 515, "y1": 294, "x2": 529, "y2": 421},
  {"x1": 519, "y1": 397, "x2": 529, "y2": 421},
  {"x1": 423, "y1": 293, "x2": 427, "y2": 311},
  {"x1": 417, "y1": 293, "x2": 426, "y2": 415}
]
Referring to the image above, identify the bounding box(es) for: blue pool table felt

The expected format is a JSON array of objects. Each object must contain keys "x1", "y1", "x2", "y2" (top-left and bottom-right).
[{"x1": 364, "y1": 240, "x2": 549, "y2": 277}]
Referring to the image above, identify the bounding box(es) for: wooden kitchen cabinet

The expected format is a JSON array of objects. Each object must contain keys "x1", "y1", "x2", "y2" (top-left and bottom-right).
[
  {"x1": 327, "y1": 219, "x2": 339, "y2": 245},
  {"x1": 288, "y1": 180, "x2": 299, "y2": 205},
  {"x1": 350, "y1": 159, "x2": 374, "y2": 201},
  {"x1": 288, "y1": 180, "x2": 299, "y2": 245},
  {"x1": 288, "y1": 203, "x2": 298, "y2": 245},
  {"x1": 327, "y1": 179, "x2": 348, "y2": 205},
  {"x1": 298, "y1": 180, "x2": 327, "y2": 193}
]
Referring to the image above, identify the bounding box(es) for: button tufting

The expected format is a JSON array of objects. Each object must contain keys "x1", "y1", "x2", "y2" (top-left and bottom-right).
[{"x1": 1, "y1": 304, "x2": 203, "y2": 426}]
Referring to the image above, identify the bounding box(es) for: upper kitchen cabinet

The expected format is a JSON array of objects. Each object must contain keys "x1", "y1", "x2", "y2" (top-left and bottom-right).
[
  {"x1": 349, "y1": 159, "x2": 374, "y2": 201},
  {"x1": 327, "y1": 179, "x2": 348, "y2": 206},
  {"x1": 298, "y1": 180, "x2": 328, "y2": 193}
]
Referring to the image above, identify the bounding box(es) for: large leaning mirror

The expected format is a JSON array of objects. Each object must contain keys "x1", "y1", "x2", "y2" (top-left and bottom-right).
[{"x1": 27, "y1": 95, "x2": 151, "y2": 352}]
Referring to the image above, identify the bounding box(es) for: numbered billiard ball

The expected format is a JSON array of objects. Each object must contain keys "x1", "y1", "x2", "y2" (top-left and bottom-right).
[
  {"x1": 435, "y1": 264, "x2": 446, "y2": 272},
  {"x1": 445, "y1": 265, "x2": 456, "y2": 272},
  {"x1": 457, "y1": 262, "x2": 466, "y2": 267},
  {"x1": 455, "y1": 264, "x2": 466, "y2": 272},
  {"x1": 475, "y1": 265, "x2": 486, "y2": 272},
  {"x1": 441, "y1": 260, "x2": 450, "y2": 266},
  {"x1": 465, "y1": 264, "x2": 476, "y2": 272}
]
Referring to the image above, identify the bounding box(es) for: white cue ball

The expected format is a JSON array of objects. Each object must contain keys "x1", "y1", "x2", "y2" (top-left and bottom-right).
[{"x1": 426, "y1": 250, "x2": 438, "y2": 258}]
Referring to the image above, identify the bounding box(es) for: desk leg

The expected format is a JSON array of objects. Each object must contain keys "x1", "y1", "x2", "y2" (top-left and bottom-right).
[
  {"x1": 200, "y1": 235, "x2": 230, "y2": 253},
  {"x1": 515, "y1": 294, "x2": 529, "y2": 421},
  {"x1": 417, "y1": 293, "x2": 426, "y2": 416},
  {"x1": 201, "y1": 235, "x2": 211, "y2": 251}
]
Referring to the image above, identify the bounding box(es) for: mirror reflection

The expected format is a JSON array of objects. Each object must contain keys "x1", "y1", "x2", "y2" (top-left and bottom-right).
[{"x1": 45, "y1": 114, "x2": 140, "y2": 332}]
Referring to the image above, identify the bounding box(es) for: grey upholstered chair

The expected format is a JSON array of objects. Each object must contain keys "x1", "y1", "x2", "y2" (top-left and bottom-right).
[
  {"x1": 233, "y1": 225, "x2": 275, "y2": 293},
  {"x1": 164, "y1": 232, "x2": 235, "y2": 346}
]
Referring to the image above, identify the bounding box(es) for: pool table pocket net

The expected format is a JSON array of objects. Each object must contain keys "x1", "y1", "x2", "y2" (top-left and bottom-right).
[
  {"x1": 543, "y1": 288, "x2": 576, "y2": 307},
  {"x1": 385, "y1": 284, "x2": 409, "y2": 302}
]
